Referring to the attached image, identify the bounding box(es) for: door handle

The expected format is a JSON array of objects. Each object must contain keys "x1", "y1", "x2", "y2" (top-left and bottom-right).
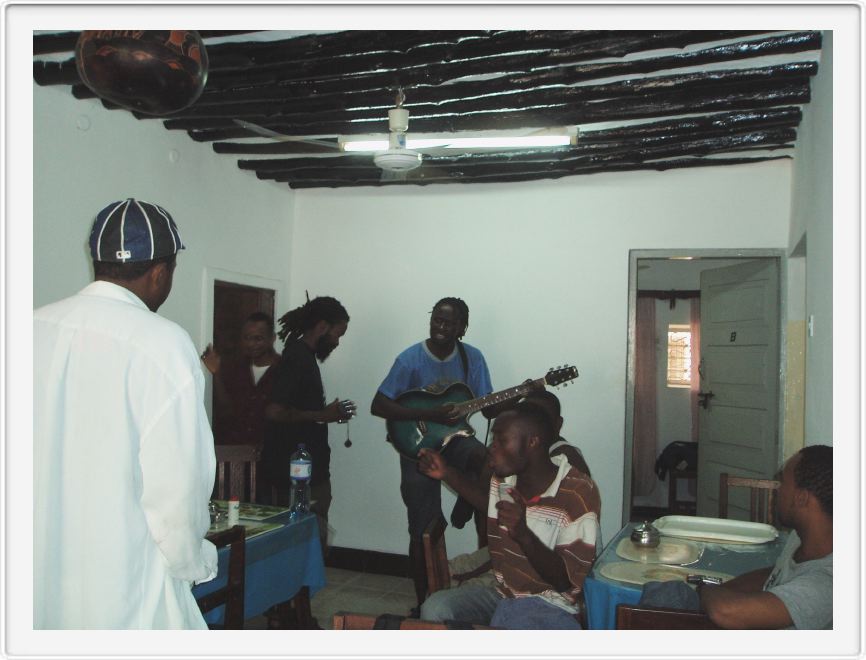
[{"x1": 698, "y1": 391, "x2": 714, "y2": 409}]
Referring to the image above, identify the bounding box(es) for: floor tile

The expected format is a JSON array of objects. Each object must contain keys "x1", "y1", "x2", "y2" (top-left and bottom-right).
[
  {"x1": 323, "y1": 566, "x2": 364, "y2": 586},
  {"x1": 349, "y1": 571, "x2": 414, "y2": 593}
]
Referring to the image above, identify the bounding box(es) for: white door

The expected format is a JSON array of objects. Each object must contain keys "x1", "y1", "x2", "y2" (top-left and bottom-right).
[{"x1": 696, "y1": 259, "x2": 781, "y2": 519}]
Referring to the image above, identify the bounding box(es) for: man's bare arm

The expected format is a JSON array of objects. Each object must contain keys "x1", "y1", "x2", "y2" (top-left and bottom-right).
[
  {"x1": 418, "y1": 448, "x2": 488, "y2": 512},
  {"x1": 700, "y1": 582, "x2": 792, "y2": 629},
  {"x1": 265, "y1": 399, "x2": 349, "y2": 424},
  {"x1": 716, "y1": 566, "x2": 773, "y2": 593}
]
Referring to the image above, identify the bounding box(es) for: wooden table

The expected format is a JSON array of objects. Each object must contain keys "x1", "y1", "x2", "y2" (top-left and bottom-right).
[{"x1": 193, "y1": 510, "x2": 325, "y2": 628}]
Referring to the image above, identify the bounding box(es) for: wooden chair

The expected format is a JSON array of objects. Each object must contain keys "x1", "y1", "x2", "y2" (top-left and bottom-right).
[
  {"x1": 668, "y1": 468, "x2": 697, "y2": 515},
  {"x1": 615, "y1": 603, "x2": 719, "y2": 629},
  {"x1": 197, "y1": 525, "x2": 247, "y2": 629},
  {"x1": 718, "y1": 473, "x2": 780, "y2": 526},
  {"x1": 422, "y1": 514, "x2": 451, "y2": 595},
  {"x1": 332, "y1": 612, "x2": 492, "y2": 630},
  {"x1": 214, "y1": 444, "x2": 262, "y2": 502}
]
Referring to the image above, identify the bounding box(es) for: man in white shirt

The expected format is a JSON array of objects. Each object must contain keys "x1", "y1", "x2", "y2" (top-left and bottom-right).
[{"x1": 34, "y1": 198, "x2": 217, "y2": 629}]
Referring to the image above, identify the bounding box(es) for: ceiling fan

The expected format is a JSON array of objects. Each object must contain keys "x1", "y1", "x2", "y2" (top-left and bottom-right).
[
  {"x1": 235, "y1": 89, "x2": 434, "y2": 182},
  {"x1": 235, "y1": 89, "x2": 577, "y2": 183}
]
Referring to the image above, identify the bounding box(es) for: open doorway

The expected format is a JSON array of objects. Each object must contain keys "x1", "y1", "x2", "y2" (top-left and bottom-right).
[
  {"x1": 211, "y1": 280, "x2": 276, "y2": 444},
  {"x1": 623, "y1": 250, "x2": 787, "y2": 526}
]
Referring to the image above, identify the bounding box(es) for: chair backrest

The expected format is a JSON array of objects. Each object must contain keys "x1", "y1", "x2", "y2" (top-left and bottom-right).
[
  {"x1": 422, "y1": 514, "x2": 451, "y2": 595},
  {"x1": 668, "y1": 468, "x2": 697, "y2": 516},
  {"x1": 196, "y1": 525, "x2": 247, "y2": 629},
  {"x1": 615, "y1": 603, "x2": 719, "y2": 629},
  {"x1": 214, "y1": 444, "x2": 262, "y2": 502},
  {"x1": 332, "y1": 612, "x2": 492, "y2": 630},
  {"x1": 718, "y1": 472, "x2": 780, "y2": 526}
]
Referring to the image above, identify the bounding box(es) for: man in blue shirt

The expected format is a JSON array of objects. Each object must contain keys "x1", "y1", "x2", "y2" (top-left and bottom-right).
[{"x1": 372, "y1": 297, "x2": 497, "y2": 613}]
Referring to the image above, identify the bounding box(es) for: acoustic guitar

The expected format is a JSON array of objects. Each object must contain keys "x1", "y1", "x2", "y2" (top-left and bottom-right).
[{"x1": 386, "y1": 366, "x2": 578, "y2": 459}]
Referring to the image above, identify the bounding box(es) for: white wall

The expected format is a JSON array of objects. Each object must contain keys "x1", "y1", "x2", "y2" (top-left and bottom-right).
[
  {"x1": 33, "y1": 84, "x2": 295, "y2": 357},
  {"x1": 290, "y1": 162, "x2": 792, "y2": 555},
  {"x1": 788, "y1": 31, "x2": 833, "y2": 446}
]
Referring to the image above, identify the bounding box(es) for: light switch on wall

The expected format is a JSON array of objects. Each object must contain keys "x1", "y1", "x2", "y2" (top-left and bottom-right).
[{"x1": 808, "y1": 314, "x2": 815, "y2": 337}]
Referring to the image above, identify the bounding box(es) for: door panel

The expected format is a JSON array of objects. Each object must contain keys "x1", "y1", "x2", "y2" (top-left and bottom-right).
[{"x1": 696, "y1": 259, "x2": 780, "y2": 520}]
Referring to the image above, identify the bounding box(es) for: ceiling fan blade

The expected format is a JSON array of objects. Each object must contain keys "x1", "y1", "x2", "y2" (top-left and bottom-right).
[{"x1": 233, "y1": 119, "x2": 341, "y2": 151}]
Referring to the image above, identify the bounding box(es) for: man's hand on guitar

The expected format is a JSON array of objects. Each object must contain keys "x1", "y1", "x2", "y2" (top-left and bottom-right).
[
  {"x1": 417, "y1": 448, "x2": 449, "y2": 481},
  {"x1": 425, "y1": 403, "x2": 463, "y2": 426}
]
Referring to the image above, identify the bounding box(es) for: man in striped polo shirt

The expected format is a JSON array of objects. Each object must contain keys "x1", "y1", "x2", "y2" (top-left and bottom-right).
[{"x1": 418, "y1": 401, "x2": 601, "y2": 629}]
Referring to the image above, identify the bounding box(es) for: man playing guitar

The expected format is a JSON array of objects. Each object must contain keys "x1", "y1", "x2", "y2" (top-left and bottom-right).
[{"x1": 371, "y1": 297, "x2": 519, "y2": 614}]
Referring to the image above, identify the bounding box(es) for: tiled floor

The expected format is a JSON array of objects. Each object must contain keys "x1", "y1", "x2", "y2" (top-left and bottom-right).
[{"x1": 245, "y1": 567, "x2": 417, "y2": 630}]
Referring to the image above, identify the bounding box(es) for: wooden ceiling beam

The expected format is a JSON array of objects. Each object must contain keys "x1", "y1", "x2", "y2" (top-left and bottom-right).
[
  {"x1": 32, "y1": 30, "x2": 268, "y2": 55},
  {"x1": 283, "y1": 155, "x2": 790, "y2": 188},
  {"x1": 179, "y1": 78, "x2": 811, "y2": 140},
  {"x1": 34, "y1": 30, "x2": 766, "y2": 88},
  {"x1": 182, "y1": 32, "x2": 820, "y2": 111},
  {"x1": 209, "y1": 107, "x2": 802, "y2": 155},
  {"x1": 155, "y1": 62, "x2": 816, "y2": 124},
  {"x1": 204, "y1": 30, "x2": 761, "y2": 82},
  {"x1": 240, "y1": 127, "x2": 796, "y2": 178},
  {"x1": 200, "y1": 31, "x2": 765, "y2": 91}
]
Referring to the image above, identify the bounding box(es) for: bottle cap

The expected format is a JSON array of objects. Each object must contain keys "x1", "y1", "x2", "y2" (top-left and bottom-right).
[{"x1": 229, "y1": 495, "x2": 239, "y2": 501}]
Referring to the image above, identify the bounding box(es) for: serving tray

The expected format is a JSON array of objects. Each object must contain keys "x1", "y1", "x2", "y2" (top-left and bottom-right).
[
  {"x1": 599, "y1": 561, "x2": 732, "y2": 586},
  {"x1": 615, "y1": 537, "x2": 701, "y2": 565},
  {"x1": 653, "y1": 515, "x2": 778, "y2": 544}
]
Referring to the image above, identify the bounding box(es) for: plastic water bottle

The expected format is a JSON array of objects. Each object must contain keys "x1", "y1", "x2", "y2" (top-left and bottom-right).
[{"x1": 289, "y1": 443, "x2": 312, "y2": 517}]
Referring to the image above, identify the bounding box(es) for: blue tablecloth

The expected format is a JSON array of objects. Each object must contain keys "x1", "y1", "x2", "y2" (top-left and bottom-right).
[
  {"x1": 584, "y1": 521, "x2": 788, "y2": 629},
  {"x1": 192, "y1": 511, "x2": 325, "y2": 624}
]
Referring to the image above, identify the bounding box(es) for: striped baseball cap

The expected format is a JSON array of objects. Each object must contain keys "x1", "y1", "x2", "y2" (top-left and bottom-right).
[{"x1": 89, "y1": 198, "x2": 186, "y2": 263}]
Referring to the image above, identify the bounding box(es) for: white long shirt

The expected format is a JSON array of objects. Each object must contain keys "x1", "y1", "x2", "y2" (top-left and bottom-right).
[{"x1": 34, "y1": 281, "x2": 217, "y2": 629}]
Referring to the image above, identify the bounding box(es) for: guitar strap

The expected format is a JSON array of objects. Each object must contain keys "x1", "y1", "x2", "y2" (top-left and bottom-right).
[
  {"x1": 456, "y1": 340, "x2": 469, "y2": 383},
  {"x1": 455, "y1": 340, "x2": 494, "y2": 447}
]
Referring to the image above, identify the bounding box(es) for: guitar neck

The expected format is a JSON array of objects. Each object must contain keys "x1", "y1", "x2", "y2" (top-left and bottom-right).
[{"x1": 459, "y1": 378, "x2": 546, "y2": 416}]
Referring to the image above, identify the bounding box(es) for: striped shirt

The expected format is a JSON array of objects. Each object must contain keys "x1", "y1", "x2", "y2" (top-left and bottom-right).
[{"x1": 487, "y1": 454, "x2": 601, "y2": 612}]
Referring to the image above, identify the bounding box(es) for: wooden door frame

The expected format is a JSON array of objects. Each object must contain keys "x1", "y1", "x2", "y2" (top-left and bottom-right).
[
  {"x1": 622, "y1": 249, "x2": 788, "y2": 528},
  {"x1": 200, "y1": 267, "x2": 285, "y2": 418}
]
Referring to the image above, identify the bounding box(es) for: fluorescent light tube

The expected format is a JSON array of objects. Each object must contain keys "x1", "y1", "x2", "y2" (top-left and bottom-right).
[{"x1": 341, "y1": 135, "x2": 572, "y2": 152}]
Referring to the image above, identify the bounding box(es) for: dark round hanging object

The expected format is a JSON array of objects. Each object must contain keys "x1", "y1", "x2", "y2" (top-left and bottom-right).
[{"x1": 75, "y1": 30, "x2": 208, "y2": 115}]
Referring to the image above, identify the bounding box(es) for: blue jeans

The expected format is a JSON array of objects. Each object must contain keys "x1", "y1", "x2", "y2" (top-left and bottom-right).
[
  {"x1": 420, "y1": 585, "x2": 502, "y2": 626},
  {"x1": 491, "y1": 596, "x2": 583, "y2": 630},
  {"x1": 422, "y1": 587, "x2": 583, "y2": 630},
  {"x1": 639, "y1": 581, "x2": 701, "y2": 610}
]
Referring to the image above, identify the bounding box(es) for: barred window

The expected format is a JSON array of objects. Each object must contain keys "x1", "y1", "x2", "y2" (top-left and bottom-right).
[{"x1": 667, "y1": 324, "x2": 692, "y2": 387}]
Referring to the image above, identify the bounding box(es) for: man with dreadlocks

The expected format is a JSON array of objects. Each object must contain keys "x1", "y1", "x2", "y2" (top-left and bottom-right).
[
  {"x1": 640, "y1": 444, "x2": 833, "y2": 629},
  {"x1": 372, "y1": 296, "x2": 502, "y2": 614},
  {"x1": 263, "y1": 296, "x2": 354, "y2": 554}
]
